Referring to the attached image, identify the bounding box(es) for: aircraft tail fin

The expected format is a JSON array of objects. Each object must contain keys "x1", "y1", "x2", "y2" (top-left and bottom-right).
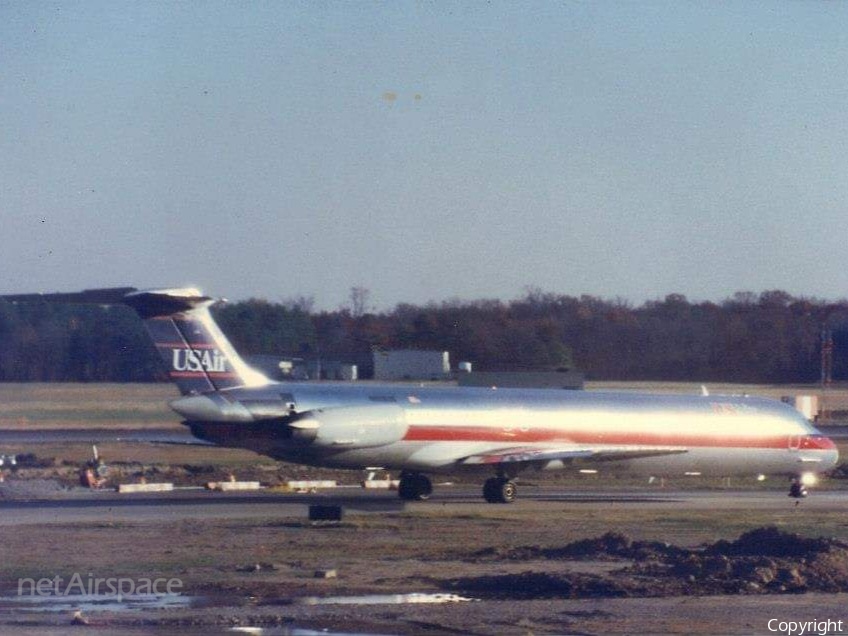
[
  {"x1": 123, "y1": 288, "x2": 270, "y2": 395},
  {"x1": 3, "y1": 287, "x2": 270, "y2": 395}
]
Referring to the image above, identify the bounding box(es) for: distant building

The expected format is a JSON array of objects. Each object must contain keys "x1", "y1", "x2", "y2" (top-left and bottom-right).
[
  {"x1": 373, "y1": 350, "x2": 451, "y2": 381},
  {"x1": 246, "y1": 355, "x2": 357, "y2": 381},
  {"x1": 320, "y1": 361, "x2": 359, "y2": 382},
  {"x1": 247, "y1": 355, "x2": 309, "y2": 380},
  {"x1": 782, "y1": 395, "x2": 819, "y2": 421}
]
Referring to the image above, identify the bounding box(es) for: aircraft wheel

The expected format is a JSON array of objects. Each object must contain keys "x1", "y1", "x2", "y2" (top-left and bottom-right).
[
  {"x1": 483, "y1": 477, "x2": 516, "y2": 504},
  {"x1": 483, "y1": 478, "x2": 499, "y2": 503},
  {"x1": 398, "y1": 473, "x2": 432, "y2": 501}
]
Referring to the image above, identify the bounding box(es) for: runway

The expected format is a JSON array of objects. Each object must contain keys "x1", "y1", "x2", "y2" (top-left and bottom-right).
[
  {"x1": 1, "y1": 485, "x2": 844, "y2": 526},
  {"x1": 0, "y1": 488, "x2": 403, "y2": 525}
]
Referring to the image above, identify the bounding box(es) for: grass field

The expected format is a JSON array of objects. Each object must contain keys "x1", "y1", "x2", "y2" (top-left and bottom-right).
[{"x1": 0, "y1": 383, "x2": 180, "y2": 429}]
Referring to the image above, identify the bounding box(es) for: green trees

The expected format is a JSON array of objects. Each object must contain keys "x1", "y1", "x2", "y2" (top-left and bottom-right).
[
  {"x1": 0, "y1": 300, "x2": 160, "y2": 382},
  {"x1": 213, "y1": 299, "x2": 317, "y2": 358}
]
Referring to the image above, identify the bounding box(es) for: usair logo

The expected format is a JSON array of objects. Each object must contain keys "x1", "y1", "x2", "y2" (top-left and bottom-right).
[{"x1": 172, "y1": 349, "x2": 228, "y2": 373}]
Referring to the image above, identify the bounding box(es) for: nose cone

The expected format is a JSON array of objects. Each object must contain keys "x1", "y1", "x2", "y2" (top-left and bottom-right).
[
  {"x1": 802, "y1": 434, "x2": 840, "y2": 471},
  {"x1": 824, "y1": 440, "x2": 840, "y2": 471}
]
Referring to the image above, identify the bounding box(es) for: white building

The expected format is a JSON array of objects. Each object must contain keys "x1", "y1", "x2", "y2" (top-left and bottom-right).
[{"x1": 373, "y1": 350, "x2": 450, "y2": 381}]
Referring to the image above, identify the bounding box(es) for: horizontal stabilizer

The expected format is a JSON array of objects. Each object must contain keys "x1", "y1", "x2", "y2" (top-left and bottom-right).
[
  {"x1": 122, "y1": 288, "x2": 213, "y2": 319},
  {"x1": 1, "y1": 287, "x2": 215, "y2": 320},
  {"x1": 1, "y1": 287, "x2": 139, "y2": 305}
]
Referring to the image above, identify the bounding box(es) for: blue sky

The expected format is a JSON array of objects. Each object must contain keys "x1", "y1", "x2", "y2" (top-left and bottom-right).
[{"x1": 2, "y1": 2, "x2": 848, "y2": 309}]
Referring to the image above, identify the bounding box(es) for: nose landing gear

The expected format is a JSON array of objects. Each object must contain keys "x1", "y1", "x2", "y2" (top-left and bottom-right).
[{"x1": 788, "y1": 477, "x2": 808, "y2": 499}]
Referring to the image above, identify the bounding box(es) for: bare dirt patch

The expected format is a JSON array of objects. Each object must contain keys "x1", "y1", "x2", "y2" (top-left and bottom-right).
[{"x1": 446, "y1": 526, "x2": 848, "y2": 600}]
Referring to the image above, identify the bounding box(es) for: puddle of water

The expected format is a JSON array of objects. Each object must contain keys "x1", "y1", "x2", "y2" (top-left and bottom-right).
[
  {"x1": 298, "y1": 592, "x2": 474, "y2": 606},
  {"x1": 0, "y1": 593, "x2": 191, "y2": 613},
  {"x1": 0, "y1": 591, "x2": 472, "y2": 615},
  {"x1": 231, "y1": 629, "x2": 392, "y2": 636},
  {"x1": 230, "y1": 595, "x2": 473, "y2": 636}
]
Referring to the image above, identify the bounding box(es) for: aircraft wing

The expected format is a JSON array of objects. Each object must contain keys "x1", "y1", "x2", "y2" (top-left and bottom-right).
[{"x1": 459, "y1": 446, "x2": 688, "y2": 466}]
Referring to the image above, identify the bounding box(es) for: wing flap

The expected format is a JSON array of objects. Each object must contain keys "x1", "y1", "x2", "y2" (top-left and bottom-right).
[{"x1": 460, "y1": 446, "x2": 688, "y2": 466}]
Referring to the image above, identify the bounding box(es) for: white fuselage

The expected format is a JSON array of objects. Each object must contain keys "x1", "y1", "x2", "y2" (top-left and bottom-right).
[{"x1": 181, "y1": 383, "x2": 839, "y2": 479}]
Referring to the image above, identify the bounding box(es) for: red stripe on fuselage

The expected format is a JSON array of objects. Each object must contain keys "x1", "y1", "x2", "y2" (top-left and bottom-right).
[{"x1": 402, "y1": 425, "x2": 829, "y2": 450}]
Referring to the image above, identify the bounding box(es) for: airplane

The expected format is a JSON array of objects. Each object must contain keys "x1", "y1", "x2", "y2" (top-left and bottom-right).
[{"x1": 3, "y1": 287, "x2": 839, "y2": 503}]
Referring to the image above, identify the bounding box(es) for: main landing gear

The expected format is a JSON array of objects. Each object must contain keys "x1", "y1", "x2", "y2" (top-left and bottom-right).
[
  {"x1": 483, "y1": 476, "x2": 517, "y2": 504},
  {"x1": 398, "y1": 472, "x2": 433, "y2": 501},
  {"x1": 396, "y1": 472, "x2": 518, "y2": 503}
]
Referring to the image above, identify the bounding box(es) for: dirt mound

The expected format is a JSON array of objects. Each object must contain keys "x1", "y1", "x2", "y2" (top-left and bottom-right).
[
  {"x1": 657, "y1": 527, "x2": 848, "y2": 595},
  {"x1": 706, "y1": 526, "x2": 848, "y2": 557},
  {"x1": 449, "y1": 526, "x2": 848, "y2": 599},
  {"x1": 557, "y1": 531, "x2": 687, "y2": 561},
  {"x1": 469, "y1": 531, "x2": 685, "y2": 562},
  {"x1": 558, "y1": 531, "x2": 633, "y2": 557},
  {"x1": 447, "y1": 571, "x2": 633, "y2": 599}
]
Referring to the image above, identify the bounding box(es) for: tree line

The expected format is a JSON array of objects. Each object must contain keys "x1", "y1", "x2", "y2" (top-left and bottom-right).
[{"x1": 1, "y1": 289, "x2": 847, "y2": 384}]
